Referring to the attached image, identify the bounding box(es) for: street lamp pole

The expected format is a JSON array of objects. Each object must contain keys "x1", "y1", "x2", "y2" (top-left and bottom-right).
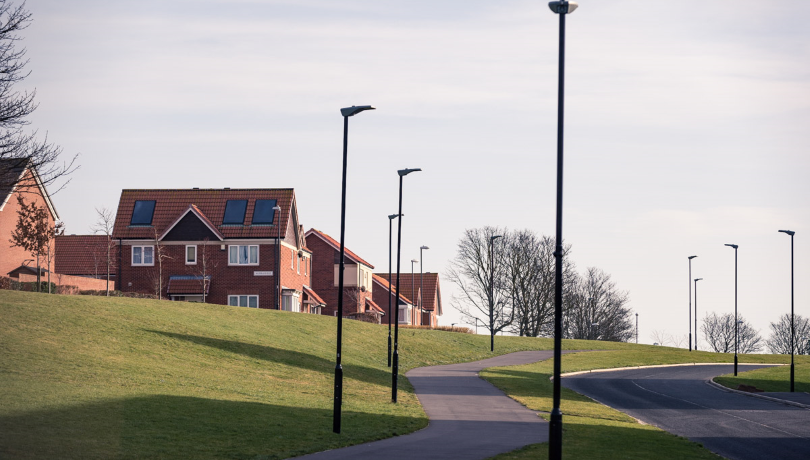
[
  {"x1": 333, "y1": 105, "x2": 375, "y2": 434},
  {"x1": 688, "y1": 255, "x2": 697, "y2": 351},
  {"x1": 420, "y1": 245, "x2": 429, "y2": 326},
  {"x1": 779, "y1": 230, "x2": 795, "y2": 392},
  {"x1": 489, "y1": 234, "x2": 503, "y2": 352},
  {"x1": 275, "y1": 205, "x2": 283, "y2": 310},
  {"x1": 387, "y1": 214, "x2": 400, "y2": 368},
  {"x1": 694, "y1": 278, "x2": 702, "y2": 350},
  {"x1": 547, "y1": 3, "x2": 577, "y2": 457},
  {"x1": 635, "y1": 313, "x2": 638, "y2": 344},
  {"x1": 725, "y1": 243, "x2": 739, "y2": 376},
  {"x1": 392, "y1": 167, "x2": 421, "y2": 403}
]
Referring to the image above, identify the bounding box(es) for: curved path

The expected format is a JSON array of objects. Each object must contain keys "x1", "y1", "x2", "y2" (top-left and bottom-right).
[
  {"x1": 292, "y1": 350, "x2": 573, "y2": 460},
  {"x1": 562, "y1": 364, "x2": 810, "y2": 460}
]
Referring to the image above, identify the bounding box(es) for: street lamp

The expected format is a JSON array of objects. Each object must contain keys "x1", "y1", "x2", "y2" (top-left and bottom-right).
[
  {"x1": 275, "y1": 205, "x2": 283, "y2": 310},
  {"x1": 725, "y1": 244, "x2": 739, "y2": 376},
  {"x1": 489, "y1": 234, "x2": 503, "y2": 352},
  {"x1": 410, "y1": 258, "x2": 418, "y2": 325},
  {"x1": 688, "y1": 255, "x2": 697, "y2": 351},
  {"x1": 548, "y1": 2, "x2": 577, "y2": 458},
  {"x1": 635, "y1": 313, "x2": 638, "y2": 344},
  {"x1": 387, "y1": 213, "x2": 400, "y2": 368},
  {"x1": 778, "y1": 229, "x2": 795, "y2": 392},
  {"x1": 392, "y1": 167, "x2": 422, "y2": 403},
  {"x1": 420, "y1": 245, "x2": 429, "y2": 326},
  {"x1": 333, "y1": 104, "x2": 375, "y2": 434},
  {"x1": 694, "y1": 278, "x2": 703, "y2": 350}
]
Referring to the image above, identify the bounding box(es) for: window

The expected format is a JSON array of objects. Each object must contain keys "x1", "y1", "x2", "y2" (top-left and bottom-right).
[
  {"x1": 132, "y1": 245, "x2": 154, "y2": 266},
  {"x1": 223, "y1": 200, "x2": 248, "y2": 225},
  {"x1": 297, "y1": 255, "x2": 300, "y2": 274},
  {"x1": 186, "y1": 245, "x2": 197, "y2": 264},
  {"x1": 398, "y1": 305, "x2": 410, "y2": 324},
  {"x1": 130, "y1": 200, "x2": 156, "y2": 225},
  {"x1": 228, "y1": 245, "x2": 259, "y2": 265},
  {"x1": 282, "y1": 293, "x2": 300, "y2": 312},
  {"x1": 229, "y1": 295, "x2": 258, "y2": 308},
  {"x1": 251, "y1": 199, "x2": 278, "y2": 225}
]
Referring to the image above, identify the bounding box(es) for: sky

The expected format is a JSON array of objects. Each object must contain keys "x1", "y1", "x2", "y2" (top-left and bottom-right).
[{"x1": 21, "y1": 0, "x2": 810, "y2": 347}]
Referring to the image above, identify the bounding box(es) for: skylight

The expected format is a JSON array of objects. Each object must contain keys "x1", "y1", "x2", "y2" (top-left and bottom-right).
[
  {"x1": 252, "y1": 199, "x2": 278, "y2": 225},
  {"x1": 130, "y1": 200, "x2": 156, "y2": 225},
  {"x1": 223, "y1": 200, "x2": 248, "y2": 225}
]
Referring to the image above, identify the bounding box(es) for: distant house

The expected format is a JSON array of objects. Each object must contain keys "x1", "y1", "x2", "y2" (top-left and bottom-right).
[
  {"x1": 0, "y1": 159, "x2": 59, "y2": 280},
  {"x1": 371, "y1": 274, "x2": 415, "y2": 325},
  {"x1": 376, "y1": 272, "x2": 442, "y2": 326},
  {"x1": 54, "y1": 234, "x2": 118, "y2": 288},
  {"x1": 305, "y1": 228, "x2": 382, "y2": 322},
  {"x1": 111, "y1": 188, "x2": 324, "y2": 312}
]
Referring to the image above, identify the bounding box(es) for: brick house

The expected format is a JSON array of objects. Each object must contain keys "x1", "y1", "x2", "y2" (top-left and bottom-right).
[
  {"x1": 54, "y1": 234, "x2": 118, "y2": 290},
  {"x1": 371, "y1": 274, "x2": 415, "y2": 325},
  {"x1": 375, "y1": 272, "x2": 442, "y2": 326},
  {"x1": 305, "y1": 228, "x2": 383, "y2": 322},
  {"x1": 0, "y1": 159, "x2": 59, "y2": 280},
  {"x1": 111, "y1": 188, "x2": 324, "y2": 312}
]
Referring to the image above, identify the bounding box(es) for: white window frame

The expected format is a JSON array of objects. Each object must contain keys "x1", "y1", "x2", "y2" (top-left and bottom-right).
[
  {"x1": 398, "y1": 305, "x2": 411, "y2": 324},
  {"x1": 228, "y1": 245, "x2": 259, "y2": 266},
  {"x1": 281, "y1": 292, "x2": 301, "y2": 313},
  {"x1": 132, "y1": 245, "x2": 155, "y2": 266},
  {"x1": 186, "y1": 245, "x2": 197, "y2": 265},
  {"x1": 228, "y1": 295, "x2": 259, "y2": 308},
  {"x1": 297, "y1": 255, "x2": 300, "y2": 274}
]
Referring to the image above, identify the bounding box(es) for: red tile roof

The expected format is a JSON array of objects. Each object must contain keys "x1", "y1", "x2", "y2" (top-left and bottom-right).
[
  {"x1": 305, "y1": 228, "x2": 375, "y2": 268},
  {"x1": 372, "y1": 274, "x2": 413, "y2": 305},
  {"x1": 55, "y1": 235, "x2": 118, "y2": 276},
  {"x1": 112, "y1": 189, "x2": 296, "y2": 240},
  {"x1": 302, "y1": 285, "x2": 326, "y2": 306},
  {"x1": 167, "y1": 275, "x2": 210, "y2": 295},
  {"x1": 365, "y1": 297, "x2": 383, "y2": 313},
  {"x1": 376, "y1": 272, "x2": 441, "y2": 312}
]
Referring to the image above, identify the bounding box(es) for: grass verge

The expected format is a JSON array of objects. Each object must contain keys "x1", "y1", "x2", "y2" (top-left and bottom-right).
[{"x1": 714, "y1": 361, "x2": 810, "y2": 393}]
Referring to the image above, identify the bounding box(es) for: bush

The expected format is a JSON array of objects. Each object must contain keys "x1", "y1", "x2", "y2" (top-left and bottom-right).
[
  {"x1": 78, "y1": 289, "x2": 158, "y2": 299},
  {"x1": 0, "y1": 276, "x2": 22, "y2": 291},
  {"x1": 401, "y1": 325, "x2": 473, "y2": 334}
]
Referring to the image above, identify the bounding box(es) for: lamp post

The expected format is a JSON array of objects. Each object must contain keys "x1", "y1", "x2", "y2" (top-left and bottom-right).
[
  {"x1": 420, "y1": 245, "x2": 429, "y2": 326},
  {"x1": 410, "y1": 258, "x2": 418, "y2": 325},
  {"x1": 387, "y1": 214, "x2": 400, "y2": 368},
  {"x1": 694, "y1": 278, "x2": 702, "y2": 350},
  {"x1": 333, "y1": 104, "x2": 375, "y2": 434},
  {"x1": 392, "y1": 167, "x2": 422, "y2": 403},
  {"x1": 725, "y1": 244, "x2": 738, "y2": 376},
  {"x1": 274, "y1": 205, "x2": 283, "y2": 310},
  {"x1": 779, "y1": 230, "x2": 795, "y2": 392},
  {"x1": 635, "y1": 313, "x2": 638, "y2": 344},
  {"x1": 548, "y1": 2, "x2": 577, "y2": 457},
  {"x1": 489, "y1": 234, "x2": 503, "y2": 352},
  {"x1": 688, "y1": 255, "x2": 697, "y2": 351}
]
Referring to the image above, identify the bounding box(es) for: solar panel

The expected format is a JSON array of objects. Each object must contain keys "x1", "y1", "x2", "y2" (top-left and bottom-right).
[
  {"x1": 252, "y1": 199, "x2": 278, "y2": 225},
  {"x1": 223, "y1": 200, "x2": 248, "y2": 225},
  {"x1": 130, "y1": 200, "x2": 156, "y2": 225}
]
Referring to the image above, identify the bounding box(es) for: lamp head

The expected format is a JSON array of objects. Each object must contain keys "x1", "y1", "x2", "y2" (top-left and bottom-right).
[
  {"x1": 273, "y1": 205, "x2": 282, "y2": 211},
  {"x1": 548, "y1": 1, "x2": 578, "y2": 14},
  {"x1": 398, "y1": 168, "x2": 422, "y2": 177},
  {"x1": 491, "y1": 235, "x2": 503, "y2": 241},
  {"x1": 388, "y1": 213, "x2": 401, "y2": 220},
  {"x1": 340, "y1": 105, "x2": 375, "y2": 117},
  {"x1": 420, "y1": 245, "x2": 429, "y2": 250},
  {"x1": 779, "y1": 229, "x2": 795, "y2": 236},
  {"x1": 688, "y1": 255, "x2": 697, "y2": 260},
  {"x1": 695, "y1": 278, "x2": 703, "y2": 282},
  {"x1": 411, "y1": 259, "x2": 419, "y2": 263},
  {"x1": 725, "y1": 244, "x2": 738, "y2": 249}
]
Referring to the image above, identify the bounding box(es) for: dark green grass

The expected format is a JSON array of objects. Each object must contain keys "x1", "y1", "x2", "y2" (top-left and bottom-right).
[{"x1": 715, "y1": 360, "x2": 810, "y2": 393}]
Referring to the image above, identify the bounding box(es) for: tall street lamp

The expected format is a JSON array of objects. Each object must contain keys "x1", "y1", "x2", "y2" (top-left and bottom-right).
[
  {"x1": 387, "y1": 214, "x2": 400, "y2": 368},
  {"x1": 688, "y1": 255, "x2": 697, "y2": 351},
  {"x1": 635, "y1": 313, "x2": 638, "y2": 344},
  {"x1": 725, "y1": 243, "x2": 739, "y2": 376},
  {"x1": 548, "y1": 2, "x2": 577, "y2": 458},
  {"x1": 410, "y1": 258, "x2": 418, "y2": 324},
  {"x1": 489, "y1": 234, "x2": 503, "y2": 352},
  {"x1": 779, "y1": 229, "x2": 795, "y2": 392},
  {"x1": 694, "y1": 278, "x2": 703, "y2": 350},
  {"x1": 392, "y1": 167, "x2": 421, "y2": 403},
  {"x1": 420, "y1": 245, "x2": 429, "y2": 326},
  {"x1": 333, "y1": 104, "x2": 375, "y2": 434},
  {"x1": 275, "y1": 205, "x2": 283, "y2": 310}
]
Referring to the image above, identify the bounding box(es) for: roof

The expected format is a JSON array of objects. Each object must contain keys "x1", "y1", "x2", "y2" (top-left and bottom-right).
[
  {"x1": 302, "y1": 285, "x2": 326, "y2": 306},
  {"x1": 372, "y1": 274, "x2": 413, "y2": 305},
  {"x1": 376, "y1": 272, "x2": 441, "y2": 313},
  {"x1": 304, "y1": 228, "x2": 375, "y2": 268},
  {"x1": 159, "y1": 204, "x2": 225, "y2": 241},
  {"x1": 111, "y1": 189, "x2": 298, "y2": 241},
  {"x1": 54, "y1": 235, "x2": 118, "y2": 276},
  {"x1": 167, "y1": 275, "x2": 211, "y2": 295},
  {"x1": 0, "y1": 159, "x2": 59, "y2": 219},
  {"x1": 365, "y1": 297, "x2": 384, "y2": 314}
]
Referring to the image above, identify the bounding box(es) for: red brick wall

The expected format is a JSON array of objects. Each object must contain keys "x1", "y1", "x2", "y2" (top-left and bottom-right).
[
  {"x1": 306, "y1": 235, "x2": 371, "y2": 317},
  {"x1": 19, "y1": 272, "x2": 109, "y2": 291},
  {"x1": 0, "y1": 173, "x2": 56, "y2": 278}
]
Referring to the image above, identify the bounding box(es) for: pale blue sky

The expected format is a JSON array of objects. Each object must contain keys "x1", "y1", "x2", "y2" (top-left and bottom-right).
[{"x1": 24, "y1": 0, "x2": 810, "y2": 345}]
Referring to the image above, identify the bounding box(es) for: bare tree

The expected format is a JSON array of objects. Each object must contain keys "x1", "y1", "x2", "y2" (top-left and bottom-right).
[
  {"x1": 447, "y1": 227, "x2": 513, "y2": 338},
  {"x1": 564, "y1": 267, "x2": 633, "y2": 342},
  {"x1": 91, "y1": 207, "x2": 116, "y2": 296},
  {"x1": 149, "y1": 228, "x2": 171, "y2": 299},
  {"x1": 650, "y1": 330, "x2": 670, "y2": 346},
  {"x1": 43, "y1": 219, "x2": 63, "y2": 293},
  {"x1": 9, "y1": 194, "x2": 48, "y2": 290},
  {"x1": 187, "y1": 239, "x2": 217, "y2": 303},
  {"x1": 766, "y1": 314, "x2": 810, "y2": 355},
  {"x1": 701, "y1": 313, "x2": 762, "y2": 354},
  {"x1": 0, "y1": 1, "x2": 76, "y2": 194}
]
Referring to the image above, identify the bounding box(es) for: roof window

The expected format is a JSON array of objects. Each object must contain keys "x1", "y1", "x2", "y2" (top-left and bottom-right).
[
  {"x1": 252, "y1": 199, "x2": 278, "y2": 225},
  {"x1": 223, "y1": 200, "x2": 248, "y2": 225},
  {"x1": 130, "y1": 200, "x2": 156, "y2": 225}
]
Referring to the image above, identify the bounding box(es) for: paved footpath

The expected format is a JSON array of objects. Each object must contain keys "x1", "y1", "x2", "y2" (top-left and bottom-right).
[{"x1": 291, "y1": 350, "x2": 571, "y2": 460}]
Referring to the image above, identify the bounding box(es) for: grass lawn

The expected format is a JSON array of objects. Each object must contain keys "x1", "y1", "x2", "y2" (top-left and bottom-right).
[
  {"x1": 1, "y1": 290, "x2": 636, "y2": 459},
  {"x1": 715, "y1": 360, "x2": 810, "y2": 393},
  {"x1": 482, "y1": 349, "x2": 798, "y2": 460}
]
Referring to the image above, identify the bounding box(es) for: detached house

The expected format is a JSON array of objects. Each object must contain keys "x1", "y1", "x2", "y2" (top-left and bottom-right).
[
  {"x1": 376, "y1": 272, "x2": 443, "y2": 327},
  {"x1": 112, "y1": 188, "x2": 325, "y2": 312},
  {"x1": 371, "y1": 274, "x2": 415, "y2": 325},
  {"x1": 305, "y1": 228, "x2": 384, "y2": 322}
]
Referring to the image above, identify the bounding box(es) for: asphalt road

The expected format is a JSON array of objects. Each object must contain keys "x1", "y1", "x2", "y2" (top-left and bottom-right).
[
  {"x1": 562, "y1": 364, "x2": 810, "y2": 460},
  {"x1": 290, "y1": 350, "x2": 572, "y2": 460}
]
